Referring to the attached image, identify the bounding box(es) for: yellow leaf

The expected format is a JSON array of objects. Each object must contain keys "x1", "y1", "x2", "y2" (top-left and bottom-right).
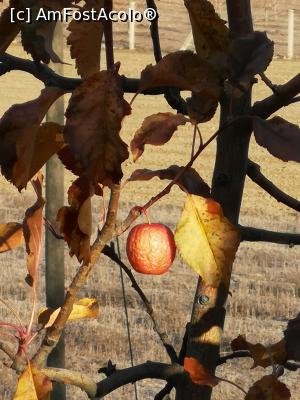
[
  {"x1": 13, "y1": 363, "x2": 52, "y2": 400},
  {"x1": 0, "y1": 222, "x2": 24, "y2": 253},
  {"x1": 175, "y1": 195, "x2": 240, "y2": 287},
  {"x1": 38, "y1": 298, "x2": 100, "y2": 328},
  {"x1": 184, "y1": 0, "x2": 229, "y2": 59}
]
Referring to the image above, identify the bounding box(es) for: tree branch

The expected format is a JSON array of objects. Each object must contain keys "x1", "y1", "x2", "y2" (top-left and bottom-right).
[
  {"x1": 0, "y1": 53, "x2": 176, "y2": 96},
  {"x1": 41, "y1": 367, "x2": 97, "y2": 398},
  {"x1": 145, "y1": 0, "x2": 187, "y2": 114},
  {"x1": 155, "y1": 383, "x2": 173, "y2": 400},
  {"x1": 247, "y1": 160, "x2": 300, "y2": 212},
  {"x1": 154, "y1": 324, "x2": 189, "y2": 399},
  {"x1": 146, "y1": 0, "x2": 162, "y2": 63},
  {"x1": 96, "y1": 361, "x2": 185, "y2": 398},
  {"x1": 102, "y1": 243, "x2": 178, "y2": 363},
  {"x1": 217, "y1": 351, "x2": 300, "y2": 372},
  {"x1": 251, "y1": 73, "x2": 300, "y2": 119},
  {"x1": 217, "y1": 350, "x2": 250, "y2": 365},
  {"x1": 240, "y1": 226, "x2": 300, "y2": 246},
  {"x1": 31, "y1": 184, "x2": 121, "y2": 368}
]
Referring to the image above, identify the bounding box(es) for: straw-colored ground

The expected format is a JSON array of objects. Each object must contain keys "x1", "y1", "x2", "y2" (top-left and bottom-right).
[{"x1": 0, "y1": 43, "x2": 299, "y2": 399}]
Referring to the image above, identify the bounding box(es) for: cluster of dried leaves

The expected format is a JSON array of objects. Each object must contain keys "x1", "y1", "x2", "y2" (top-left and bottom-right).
[{"x1": 0, "y1": 0, "x2": 299, "y2": 398}]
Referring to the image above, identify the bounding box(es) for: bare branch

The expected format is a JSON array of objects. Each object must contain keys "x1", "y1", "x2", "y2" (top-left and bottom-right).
[
  {"x1": 154, "y1": 324, "x2": 189, "y2": 399},
  {"x1": 0, "y1": 53, "x2": 177, "y2": 97},
  {"x1": 247, "y1": 160, "x2": 300, "y2": 212},
  {"x1": 146, "y1": 0, "x2": 162, "y2": 63},
  {"x1": 251, "y1": 73, "x2": 300, "y2": 119},
  {"x1": 0, "y1": 53, "x2": 81, "y2": 90},
  {"x1": 103, "y1": 243, "x2": 178, "y2": 363},
  {"x1": 259, "y1": 73, "x2": 278, "y2": 93},
  {"x1": 285, "y1": 96, "x2": 300, "y2": 105},
  {"x1": 96, "y1": 361, "x2": 185, "y2": 398},
  {"x1": 145, "y1": 0, "x2": 187, "y2": 114},
  {"x1": 155, "y1": 383, "x2": 173, "y2": 400},
  {"x1": 285, "y1": 361, "x2": 300, "y2": 371},
  {"x1": 41, "y1": 367, "x2": 97, "y2": 398},
  {"x1": 240, "y1": 226, "x2": 300, "y2": 246},
  {"x1": 31, "y1": 184, "x2": 121, "y2": 368},
  {"x1": 217, "y1": 351, "x2": 300, "y2": 372},
  {"x1": 217, "y1": 350, "x2": 250, "y2": 365}
]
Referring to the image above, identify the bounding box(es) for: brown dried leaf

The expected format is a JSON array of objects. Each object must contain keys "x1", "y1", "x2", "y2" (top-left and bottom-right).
[
  {"x1": 245, "y1": 375, "x2": 291, "y2": 400},
  {"x1": 130, "y1": 113, "x2": 190, "y2": 161},
  {"x1": 186, "y1": 92, "x2": 219, "y2": 123},
  {"x1": 57, "y1": 145, "x2": 84, "y2": 177},
  {"x1": 27, "y1": 122, "x2": 65, "y2": 181},
  {"x1": 231, "y1": 335, "x2": 287, "y2": 368},
  {"x1": 139, "y1": 51, "x2": 222, "y2": 101},
  {"x1": 228, "y1": 31, "x2": 274, "y2": 92},
  {"x1": 253, "y1": 116, "x2": 300, "y2": 163},
  {"x1": 0, "y1": 1, "x2": 21, "y2": 55},
  {"x1": 184, "y1": 357, "x2": 219, "y2": 387},
  {"x1": 284, "y1": 313, "x2": 300, "y2": 362},
  {"x1": 67, "y1": 0, "x2": 105, "y2": 78},
  {"x1": 0, "y1": 222, "x2": 23, "y2": 253},
  {"x1": 64, "y1": 67, "x2": 130, "y2": 186},
  {"x1": 57, "y1": 176, "x2": 93, "y2": 264},
  {"x1": 127, "y1": 165, "x2": 210, "y2": 197},
  {"x1": 184, "y1": 0, "x2": 229, "y2": 59},
  {"x1": 0, "y1": 87, "x2": 65, "y2": 189},
  {"x1": 23, "y1": 173, "x2": 45, "y2": 287},
  {"x1": 20, "y1": 0, "x2": 74, "y2": 63}
]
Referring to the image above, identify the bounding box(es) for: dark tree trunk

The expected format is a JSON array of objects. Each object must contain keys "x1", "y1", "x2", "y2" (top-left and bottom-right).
[{"x1": 176, "y1": 2, "x2": 253, "y2": 399}]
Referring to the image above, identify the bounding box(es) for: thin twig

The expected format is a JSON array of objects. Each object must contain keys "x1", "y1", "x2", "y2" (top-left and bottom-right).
[
  {"x1": 43, "y1": 217, "x2": 64, "y2": 240},
  {"x1": 146, "y1": 0, "x2": 162, "y2": 63},
  {"x1": 217, "y1": 350, "x2": 250, "y2": 365},
  {"x1": 240, "y1": 226, "x2": 300, "y2": 246},
  {"x1": 116, "y1": 118, "x2": 241, "y2": 236},
  {"x1": 217, "y1": 351, "x2": 300, "y2": 372},
  {"x1": 31, "y1": 184, "x2": 121, "y2": 368},
  {"x1": 259, "y1": 73, "x2": 278, "y2": 93},
  {"x1": 102, "y1": 244, "x2": 178, "y2": 363},
  {"x1": 247, "y1": 160, "x2": 300, "y2": 212},
  {"x1": 154, "y1": 383, "x2": 173, "y2": 400},
  {"x1": 154, "y1": 325, "x2": 189, "y2": 399},
  {"x1": 145, "y1": 0, "x2": 187, "y2": 114},
  {"x1": 285, "y1": 361, "x2": 300, "y2": 371},
  {"x1": 251, "y1": 72, "x2": 300, "y2": 119}
]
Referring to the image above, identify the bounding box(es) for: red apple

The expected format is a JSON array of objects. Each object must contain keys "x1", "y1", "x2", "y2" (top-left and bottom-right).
[{"x1": 126, "y1": 223, "x2": 176, "y2": 275}]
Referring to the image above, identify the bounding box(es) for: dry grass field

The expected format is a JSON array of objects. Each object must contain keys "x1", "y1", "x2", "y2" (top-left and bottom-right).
[{"x1": 0, "y1": 42, "x2": 299, "y2": 399}]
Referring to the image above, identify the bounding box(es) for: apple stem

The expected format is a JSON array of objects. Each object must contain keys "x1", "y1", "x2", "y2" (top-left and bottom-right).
[{"x1": 142, "y1": 208, "x2": 152, "y2": 224}]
